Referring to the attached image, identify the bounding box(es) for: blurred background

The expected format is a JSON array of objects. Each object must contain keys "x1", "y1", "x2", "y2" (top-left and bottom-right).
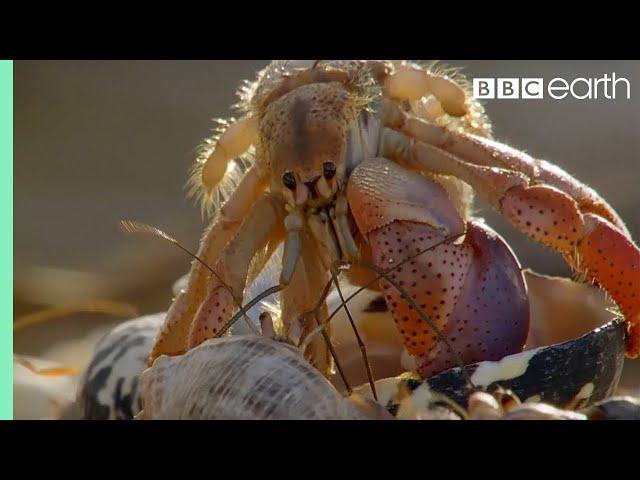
[{"x1": 13, "y1": 61, "x2": 640, "y2": 383}]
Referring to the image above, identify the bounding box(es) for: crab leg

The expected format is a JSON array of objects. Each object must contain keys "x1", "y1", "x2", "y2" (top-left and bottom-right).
[
  {"x1": 381, "y1": 126, "x2": 640, "y2": 358},
  {"x1": 347, "y1": 157, "x2": 530, "y2": 378},
  {"x1": 149, "y1": 167, "x2": 269, "y2": 363},
  {"x1": 384, "y1": 65, "x2": 468, "y2": 117},
  {"x1": 186, "y1": 193, "x2": 287, "y2": 350},
  {"x1": 382, "y1": 101, "x2": 629, "y2": 235}
]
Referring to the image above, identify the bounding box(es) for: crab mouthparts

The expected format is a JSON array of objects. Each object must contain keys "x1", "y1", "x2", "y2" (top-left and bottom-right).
[{"x1": 305, "y1": 180, "x2": 320, "y2": 199}]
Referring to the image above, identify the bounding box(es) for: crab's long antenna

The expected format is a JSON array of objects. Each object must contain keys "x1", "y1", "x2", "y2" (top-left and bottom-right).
[
  {"x1": 310, "y1": 277, "x2": 353, "y2": 395},
  {"x1": 118, "y1": 220, "x2": 260, "y2": 335},
  {"x1": 330, "y1": 268, "x2": 378, "y2": 401}
]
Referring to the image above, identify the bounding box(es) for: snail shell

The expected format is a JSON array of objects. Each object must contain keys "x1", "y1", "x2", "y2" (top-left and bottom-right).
[
  {"x1": 138, "y1": 335, "x2": 373, "y2": 420},
  {"x1": 79, "y1": 313, "x2": 162, "y2": 419}
]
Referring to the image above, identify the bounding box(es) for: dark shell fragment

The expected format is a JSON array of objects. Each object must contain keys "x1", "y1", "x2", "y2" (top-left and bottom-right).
[{"x1": 419, "y1": 319, "x2": 627, "y2": 410}]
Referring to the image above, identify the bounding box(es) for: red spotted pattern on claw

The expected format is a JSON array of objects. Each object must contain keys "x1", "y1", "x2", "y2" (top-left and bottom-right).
[
  {"x1": 369, "y1": 220, "x2": 529, "y2": 378},
  {"x1": 425, "y1": 223, "x2": 530, "y2": 375},
  {"x1": 371, "y1": 222, "x2": 471, "y2": 366}
]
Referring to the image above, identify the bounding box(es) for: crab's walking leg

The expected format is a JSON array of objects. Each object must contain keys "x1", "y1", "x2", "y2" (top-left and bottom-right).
[
  {"x1": 186, "y1": 193, "x2": 287, "y2": 349},
  {"x1": 149, "y1": 167, "x2": 268, "y2": 363},
  {"x1": 384, "y1": 65, "x2": 468, "y2": 117},
  {"x1": 382, "y1": 125, "x2": 640, "y2": 358},
  {"x1": 347, "y1": 158, "x2": 530, "y2": 378},
  {"x1": 382, "y1": 101, "x2": 629, "y2": 235}
]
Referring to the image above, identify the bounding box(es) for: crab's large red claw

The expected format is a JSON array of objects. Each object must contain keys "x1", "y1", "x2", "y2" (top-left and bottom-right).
[
  {"x1": 367, "y1": 220, "x2": 530, "y2": 378},
  {"x1": 347, "y1": 158, "x2": 529, "y2": 378}
]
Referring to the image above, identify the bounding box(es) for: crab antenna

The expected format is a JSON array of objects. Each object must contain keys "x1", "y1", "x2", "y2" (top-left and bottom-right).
[
  {"x1": 310, "y1": 277, "x2": 354, "y2": 396},
  {"x1": 330, "y1": 268, "x2": 378, "y2": 401},
  {"x1": 118, "y1": 219, "x2": 260, "y2": 335}
]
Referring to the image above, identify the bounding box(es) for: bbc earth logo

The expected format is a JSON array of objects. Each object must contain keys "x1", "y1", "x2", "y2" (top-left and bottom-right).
[{"x1": 473, "y1": 74, "x2": 631, "y2": 100}]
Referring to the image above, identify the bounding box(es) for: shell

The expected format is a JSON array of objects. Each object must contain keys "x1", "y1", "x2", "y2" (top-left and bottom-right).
[
  {"x1": 356, "y1": 319, "x2": 626, "y2": 413},
  {"x1": 427, "y1": 319, "x2": 626, "y2": 410},
  {"x1": 138, "y1": 335, "x2": 371, "y2": 420},
  {"x1": 78, "y1": 314, "x2": 162, "y2": 419}
]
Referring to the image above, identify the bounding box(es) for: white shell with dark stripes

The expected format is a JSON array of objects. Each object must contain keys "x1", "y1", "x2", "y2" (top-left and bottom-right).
[{"x1": 78, "y1": 314, "x2": 162, "y2": 419}]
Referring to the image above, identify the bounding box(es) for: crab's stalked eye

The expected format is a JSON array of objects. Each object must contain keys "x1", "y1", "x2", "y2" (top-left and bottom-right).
[
  {"x1": 323, "y1": 162, "x2": 336, "y2": 180},
  {"x1": 283, "y1": 172, "x2": 297, "y2": 190}
]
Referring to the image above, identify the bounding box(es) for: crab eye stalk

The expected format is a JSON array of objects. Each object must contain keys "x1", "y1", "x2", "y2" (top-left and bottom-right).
[
  {"x1": 283, "y1": 172, "x2": 297, "y2": 190},
  {"x1": 323, "y1": 162, "x2": 336, "y2": 180}
]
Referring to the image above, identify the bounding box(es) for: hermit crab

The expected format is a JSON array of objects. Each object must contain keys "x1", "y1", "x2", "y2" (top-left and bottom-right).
[{"x1": 141, "y1": 60, "x2": 639, "y2": 398}]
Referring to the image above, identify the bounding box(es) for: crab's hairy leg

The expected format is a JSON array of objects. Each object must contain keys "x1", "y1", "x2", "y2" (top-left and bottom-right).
[
  {"x1": 200, "y1": 115, "x2": 259, "y2": 192},
  {"x1": 382, "y1": 129, "x2": 640, "y2": 358},
  {"x1": 347, "y1": 158, "x2": 529, "y2": 377},
  {"x1": 382, "y1": 102, "x2": 629, "y2": 235},
  {"x1": 187, "y1": 193, "x2": 287, "y2": 349},
  {"x1": 383, "y1": 65, "x2": 468, "y2": 117},
  {"x1": 149, "y1": 167, "x2": 268, "y2": 363}
]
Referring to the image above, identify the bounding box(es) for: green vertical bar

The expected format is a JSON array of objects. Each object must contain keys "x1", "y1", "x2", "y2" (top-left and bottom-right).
[{"x1": 0, "y1": 60, "x2": 12, "y2": 420}]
